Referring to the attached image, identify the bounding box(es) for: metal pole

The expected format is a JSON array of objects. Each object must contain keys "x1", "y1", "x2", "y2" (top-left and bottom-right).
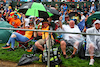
[
  {"x1": 1, "y1": 27, "x2": 100, "y2": 36},
  {"x1": 47, "y1": 32, "x2": 50, "y2": 67}
]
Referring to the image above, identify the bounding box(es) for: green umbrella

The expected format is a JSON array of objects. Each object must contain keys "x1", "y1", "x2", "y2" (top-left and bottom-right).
[
  {"x1": 18, "y1": 2, "x2": 53, "y2": 18},
  {"x1": 86, "y1": 11, "x2": 100, "y2": 27},
  {"x1": 0, "y1": 21, "x2": 14, "y2": 43},
  {"x1": 25, "y1": 8, "x2": 53, "y2": 18}
]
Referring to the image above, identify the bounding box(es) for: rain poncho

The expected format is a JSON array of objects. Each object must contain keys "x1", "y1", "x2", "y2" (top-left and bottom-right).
[
  {"x1": 85, "y1": 27, "x2": 100, "y2": 57},
  {"x1": 62, "y1": 24, "x2": 84, "y2": 47}
]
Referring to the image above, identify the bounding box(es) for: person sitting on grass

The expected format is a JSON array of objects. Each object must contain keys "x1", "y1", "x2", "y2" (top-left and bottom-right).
[
  {"x1": 2, "y1": 22, "x2": 35, "y2": 51},
  {"x1": 59, "y1": 16, "x2": 84, "y2": 59}
]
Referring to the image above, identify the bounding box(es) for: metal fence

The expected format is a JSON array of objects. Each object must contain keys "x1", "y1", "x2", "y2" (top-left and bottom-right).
[{"x1": 0, "y1": 27, "x2": 100, "y2": 67}]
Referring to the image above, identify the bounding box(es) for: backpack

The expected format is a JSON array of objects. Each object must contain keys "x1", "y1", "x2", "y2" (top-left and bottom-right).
[
  {"x1": 78, "y1": 44, "x2": 85, "y2": 59},
  {"x1": 42, "y1": 45, "x2": 62, "y2": 66}
]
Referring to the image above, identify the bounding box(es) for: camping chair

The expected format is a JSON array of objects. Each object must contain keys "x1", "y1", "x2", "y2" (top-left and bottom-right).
[
  {"x1": 60, "y1": 41, "x2": 73, "y2": 55},
  {"x1": 17, "y1": 36, "x2": 34, "y2": 50},
  {"x1": 66, "y1": 41, "x2": 84, "y2": 55},
  {"x1": 16, "y1": 27, "x2": 34, "y2": 50},
  {"x1": 66, "y1": 43, "x2": 73, "y2": 54}
]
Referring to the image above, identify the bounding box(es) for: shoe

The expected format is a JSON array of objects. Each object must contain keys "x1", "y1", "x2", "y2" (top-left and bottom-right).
[
  {"x1": 63, "y1": 55, "x2": 69, "y2": 59},
  {"x1": 26, "y1": 49, "x2": 32, "y2": 52},
  {"x1": 69, "y1": 54, "x2": 75, "y2": 58},
  {"x1": 2, "y1": 45, "x2": 10, "y2": 49},
  {"x1": 7, "y1": 48, "x2": 15, "y2": 51},
  {"x1": 26, "y1": 45, "x2": 33, "y2": 52},
  {"x1": 89, "y1": 59, "x2": 94, "y2": 65}
]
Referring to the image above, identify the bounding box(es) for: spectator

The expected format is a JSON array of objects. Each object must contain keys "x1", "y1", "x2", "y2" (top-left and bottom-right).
[
  {"x1": 83, "y1": 9, "x2": 88, "y2": 16},
  {"x1": 3, "y1": 0, "x2": 6, "y2": 6},
  {"x1": 0, "y1": 12, "x2": 5, "y2": 21},
  {"x1": 85, "y1": 20, "x2": 100, "y2": 65},
  {"x1": 76, "y1": 4, "x2": 81, "y2": 11},
  {"x1": 34, "y1": 20, "x2": 54, "y2": 51},
  {"x1": 90, "y1": 2, "x2": 97, "y2": 12},
  {"x1": 9, "y1": 13, "x2": 21, "y2": 28},
  {"x1": 87, "y1": 0, "x2": 90, "y2": 1},
  {"x1": 21, "y1": 14, "x2": 30, "y2": 27},
  {"x1": 55, "y1": 4, "x2": 59, "y2": 10},
  {"x1": 2, "y1": 22, "x2": 35, "y2": 51},
  {"x1": 80, "y1": 12, "x2": 85, "y2": 22},
  {"x1": 59, "y1": 16, "x2": 84, "y2": 59},
  {"x1": 83, "y1": 3, "x2": 87, "y2": 10},
  {"x1": 71, "y1": 13, "x2": 80, "y2": 24},
  {"x1": 89, "y1": 12, "x2": 92, "y2": 16},
  {"x1": 60, "y1": 3, "x2": 64, "y2": 11},
  {"x1": 64, "y1": 15, "x2": 70, "y2": 24},
  {"x1": 92, "y1": 10, "x2": 95, "y2": 14},
  {"x1": 48, "y1": 17, "x2": 57, "y2": 31},
  {"x1": 70, "y1": 3, "x2": 75, "y2": 9},
  {"x1": 63, "y1": 4, "x2": 68, "y2": 13},
  {"x1": 0, "y1": 4, "x2": 4, "y2": 10},
  {"x1": 59, "y1": 10, "x2": 65, "y2": 23},
  {"x1": 16, "y1": 2, "x2": 20, "y2": 8},
  {"x1": 47, "y1": 4, "x2": 50, "y2": 8},
  {"x1": 14, "y1": 6, "x2": 18, "y2": 12},
  {"x1": 97, "y1": 3, "x2": 100, "y2": 11},
  {"x1": 0, "y1": 8, "x2": 4, "y2": 14},
  {"x1": 88, "y1": 5, "x2": 91, "y2": 12},
  {"x1": 19, "y1": 3, "x2": 22, "y2": 7}
]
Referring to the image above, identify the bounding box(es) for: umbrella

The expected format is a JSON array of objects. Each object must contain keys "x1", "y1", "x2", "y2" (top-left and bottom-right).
[
  {"x1": 69, "y1": 12, "x2": 81, "y2": 19},
  {"x1": 18, "y1": 2, "x2": 33, "y2": 14},
  {"x1": 18, "y1": 54, "x2": 39, "y2": 66},
  {"x1": 10, "y1": 12, "x2": 21, "y2": 18},
  {"x1": 18, "y1": 2, "x2": 53, "y2": 18},
  {"x1": 86, "y1": 11, "x2": 100, "y2": 27},
  {"x1": 0, "y1": 21, "x2": 14, "y2": 43},
  {"x1": 44, "y1": 6, "x2": 60, "y2": 20},
  {"x1": 25, "y1": 8, "x2": 53, "y2": 18}
]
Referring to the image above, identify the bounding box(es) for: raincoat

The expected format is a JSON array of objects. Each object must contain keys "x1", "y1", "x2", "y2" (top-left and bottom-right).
[
  {"x1": 62, "y1": 24, "x2": 84, "y2": 46},
  {"x1": 85, "y1": 27, "x2": 100, "y2": 57}
]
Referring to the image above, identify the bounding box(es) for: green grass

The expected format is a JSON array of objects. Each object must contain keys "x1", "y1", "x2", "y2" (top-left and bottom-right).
[{"x1": 0, "y1": 42, "x2": 100, "y2": 67}]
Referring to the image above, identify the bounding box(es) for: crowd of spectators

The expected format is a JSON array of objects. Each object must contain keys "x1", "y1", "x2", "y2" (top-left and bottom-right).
[
  {"x1": 2, "y1": 0, "x2": 99, "y2": 2},
  {"x1": 0, "y1": 1, "x2": 100, "y2": 66}
]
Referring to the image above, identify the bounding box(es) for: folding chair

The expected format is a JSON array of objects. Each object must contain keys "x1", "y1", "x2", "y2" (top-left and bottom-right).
[
  {"x1": 60, "y1": 40, "x2": 73, "y2": 55},
  {"x1": 17, "y1": 36, "x2": 34, "y2": 50},
  {"x1": 16, "y1": 27, "x2": 34, "y2": 50},
  {"x1": 66, "y1": 41, "x2": 84, "y2": 55},
  {"x1": 66, "y1": 44, "x2": 73, "y2": 54}
]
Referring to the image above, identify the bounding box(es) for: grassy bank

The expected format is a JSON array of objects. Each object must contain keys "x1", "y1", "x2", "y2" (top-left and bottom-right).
[{"x1": 0, "y1": 42, "x2": 100, "y2": 67}]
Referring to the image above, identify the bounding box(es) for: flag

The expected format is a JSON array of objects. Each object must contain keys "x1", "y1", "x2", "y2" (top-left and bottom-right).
[{"x1": 77, "y1": 19, "x2": 85, "y2": 32}]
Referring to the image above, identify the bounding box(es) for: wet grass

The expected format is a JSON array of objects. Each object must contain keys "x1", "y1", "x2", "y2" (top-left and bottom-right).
[{"x1": 0, "y1": 42, "x2": 100, "y2": 67}]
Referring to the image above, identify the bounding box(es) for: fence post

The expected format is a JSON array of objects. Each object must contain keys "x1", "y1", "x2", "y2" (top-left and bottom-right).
[{"x1": 47, "y1": 32, "x2": 50, "y2": 67}]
